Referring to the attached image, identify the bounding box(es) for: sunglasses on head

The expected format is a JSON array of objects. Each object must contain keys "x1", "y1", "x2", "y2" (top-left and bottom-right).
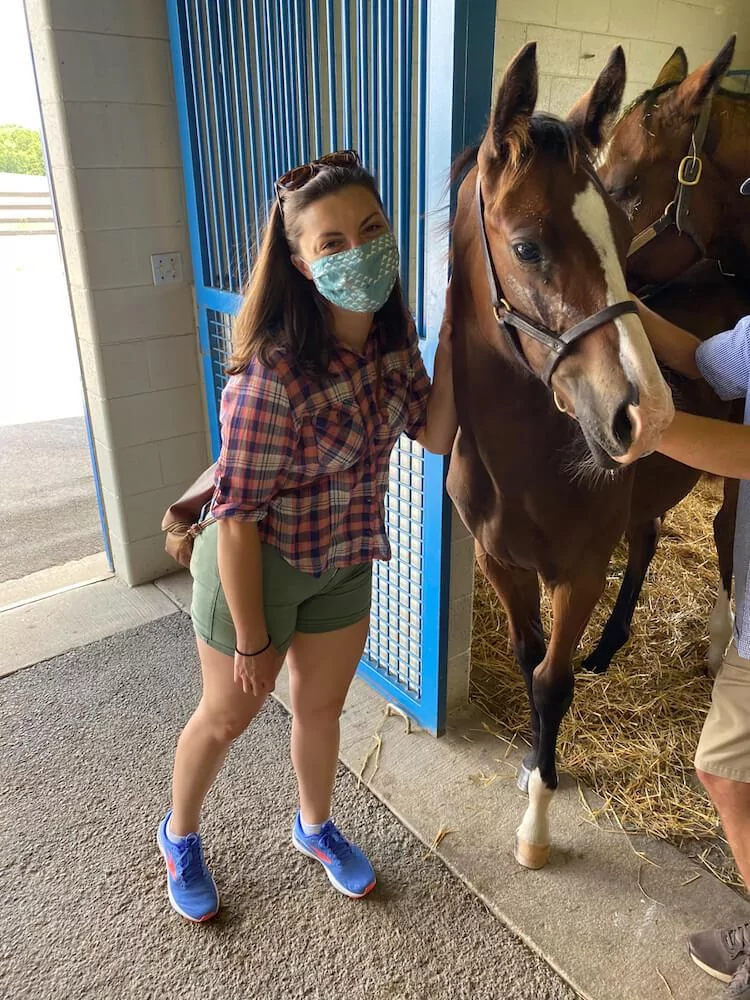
[{"x1": 275, "y1": 150, "x2": 361, "y2": 213}]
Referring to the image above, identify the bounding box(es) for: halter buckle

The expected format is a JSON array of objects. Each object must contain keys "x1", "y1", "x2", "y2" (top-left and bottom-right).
[
  {"x1": 677, "y1": 155, "x2": 703, "y2": 187},
  {"x1": 494, "y1": 299, "x2": 511, "y2": 324}
]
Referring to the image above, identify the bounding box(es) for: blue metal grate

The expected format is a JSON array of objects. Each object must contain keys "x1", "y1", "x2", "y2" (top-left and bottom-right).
[
  {"x1": 169, "y1": 0, "x2": 497, "y2": 733},
  {"x1": 208, "y1": 303, "x2": 425, "y2": 699}
]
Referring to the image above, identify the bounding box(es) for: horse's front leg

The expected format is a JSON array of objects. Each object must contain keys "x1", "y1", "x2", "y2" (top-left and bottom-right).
[{"x1": 515, "y1": 568, "x2": 607, "y2": 870}]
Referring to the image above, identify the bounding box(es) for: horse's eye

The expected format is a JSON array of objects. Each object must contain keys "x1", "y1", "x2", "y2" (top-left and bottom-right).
[{"x1": 512, "y1": 241, "x2": 541, "y2": 264}]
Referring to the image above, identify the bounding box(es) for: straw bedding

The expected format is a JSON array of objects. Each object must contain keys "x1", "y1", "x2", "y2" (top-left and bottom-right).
[{"x1": 469, "y1": 476, "x2": 744, "y2": 890}]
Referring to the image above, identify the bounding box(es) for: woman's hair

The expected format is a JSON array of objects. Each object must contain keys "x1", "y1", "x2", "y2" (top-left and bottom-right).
[{"x1": 227, "y1": 164, "x2": 411, "y2": 378}]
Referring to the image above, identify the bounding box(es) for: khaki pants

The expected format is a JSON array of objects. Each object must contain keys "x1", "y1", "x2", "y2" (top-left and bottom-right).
[{"x1": 695, "y1": 640, "x2": 750, "y2": 784}]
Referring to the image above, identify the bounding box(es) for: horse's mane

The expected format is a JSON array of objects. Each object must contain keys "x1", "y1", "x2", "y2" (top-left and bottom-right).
[
  {"x1": 450, "y1": 113, "x2": 588, "y2": 192},
  {"x1": 619, "y1": 79, "x2": 750, "y2": 127}
]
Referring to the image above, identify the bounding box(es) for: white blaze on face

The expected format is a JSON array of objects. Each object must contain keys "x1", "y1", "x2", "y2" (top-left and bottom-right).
[{"x1": 570, "y1": 182, "x2": 674, "y2": 454}]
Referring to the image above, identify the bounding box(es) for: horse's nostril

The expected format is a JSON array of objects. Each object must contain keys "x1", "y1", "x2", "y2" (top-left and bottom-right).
[{"x1": 612, "y1": 400, "x2": 634, "y2": 452}]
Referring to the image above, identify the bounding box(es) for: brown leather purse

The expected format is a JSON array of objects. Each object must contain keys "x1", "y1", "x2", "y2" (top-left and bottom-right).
[{"x1": 161, "y1": 462, "x2": 218, "y2": 568}]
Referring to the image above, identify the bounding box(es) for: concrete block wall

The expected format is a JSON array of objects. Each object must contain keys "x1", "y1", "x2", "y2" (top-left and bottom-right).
[
  {"x1": 492, "y1": 0, "x2": 750, "y2": 118},
  {"x1": 26, "y1": 0, "x2": 210, "y2": 585}
]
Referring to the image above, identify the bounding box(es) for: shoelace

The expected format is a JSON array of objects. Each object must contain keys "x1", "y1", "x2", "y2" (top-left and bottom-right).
[
  {"x1": 724, "y1": 924, "x2": 750, "y2": 960},
  {"x1": 173, "y1": 834, "x2": 206, "y2": 886},
  {"x1": 318, "y1": 823, "x2": 353, "y2": 863}
]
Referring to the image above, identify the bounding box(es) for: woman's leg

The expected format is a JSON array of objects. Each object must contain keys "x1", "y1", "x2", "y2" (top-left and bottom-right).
[
  {"x1": 286, "y1": 617, "x2": 370, "y2": 825},
  {"x1": 170, "y1": 637, "x2": 284, "y2": 836}
]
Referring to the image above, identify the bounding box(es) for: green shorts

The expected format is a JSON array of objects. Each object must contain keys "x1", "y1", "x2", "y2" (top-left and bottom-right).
[{"x1": 190, "y1": 521, "x2": 373, "y2": 657}]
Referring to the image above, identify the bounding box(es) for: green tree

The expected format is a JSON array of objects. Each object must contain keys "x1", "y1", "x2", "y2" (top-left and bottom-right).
[{"x1": 0, "y1": 124, "x2": 45, "y2": 175}]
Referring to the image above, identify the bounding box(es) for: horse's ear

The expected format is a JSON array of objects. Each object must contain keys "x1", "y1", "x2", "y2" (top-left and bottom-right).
[
  {"x1": 662, "y1": 36, "x2": 735, "y2": 123},
  {"x1": 566, "y1": 46, "x2": 626, "y2": 148},
  {"x1": 489, "y1": 42, "x2": 538, "y2": 158},
  {"x1": 653, "y1": 46, "x2": 688, "y2": 88}
]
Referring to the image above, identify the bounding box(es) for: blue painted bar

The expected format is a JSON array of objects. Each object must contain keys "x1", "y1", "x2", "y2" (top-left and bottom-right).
[
  {"x1": 397, "y1": 0, "x2": 412, "y2": 290},
  {"x1": 382, "y1": 0, "x2": 394, "y2": 219},
  {"x1": 251, "y1": 1, "x2": 274, "y2": 203},
  {"x1": 309, "y1": 0, "x2": 323, "y2": 158},
  {"x1": 203, "y1": 0, "x2": 233, "y2": 287},
  {"x1": 214, "y1": 2, "x2": 241, "y2": 290},
  {"x1": 181, "y1": 2, "x2": 214, "y2": 287},
  {"x1": 341, "y1": 0, "x2": 353, "y2": 149},
  {"x1": 264, "y1": 2, "x2": 282, "y2": 183},
  {"x1": 195, "y1": 285, "x2": 244, "y2": 315},
  {"x1": 277, "y1": 0, "x2": 297, "y2": 169},
  {"x1": 238, "y1": 0, "x2": 265, "y2": 248},
  {"x1": 356, "y1": 0, "x2": 369, "y2": 163},
  {"x1": 371, "y1": 0, "x2": 380, "y2": 180},
  {"x1": 293, "y1": 0, "x2": 310, "y2": 164},
  {"x1": 192, "y1": 2, "x2": 224, "y2": 286},
  {"x1": 414, "y1": 0, "x2": 428, "y2": 333},
  {"x1": 325, "y1": 0, "x2": 338, "y2": 151},
  {"x1": 227, "y1": 0, "x2": 252, "y2": 264}
]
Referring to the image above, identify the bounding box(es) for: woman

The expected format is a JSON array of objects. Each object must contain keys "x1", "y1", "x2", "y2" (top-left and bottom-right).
[{"x1": 157, "y1": 151, "x2": 457, "y2": 922}]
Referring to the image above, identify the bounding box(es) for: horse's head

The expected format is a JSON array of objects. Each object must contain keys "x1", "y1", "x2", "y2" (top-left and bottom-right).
[
  {"x1": 472, "y1": 42, "x2": 673, "y2": 469},
  {"x1": 595, "y1": 37, "x2": 736, "y2": 288}
]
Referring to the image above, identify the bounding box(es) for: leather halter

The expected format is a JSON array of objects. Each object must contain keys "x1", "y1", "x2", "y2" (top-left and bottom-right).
[
  {"x1": 475, "y1": 173, "x2": 638, "y2": 388},
  {"x1": 627, "y1": 94, "x2": 713, "y2": 260}
]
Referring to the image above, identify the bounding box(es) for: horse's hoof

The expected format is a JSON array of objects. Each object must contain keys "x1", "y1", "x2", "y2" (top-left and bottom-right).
[
  {"x1": 516, "y1": 763, "x2": 532, "y2": 794},
  {"x1": 581, "y1": 652, "x2": 609, "y2": 674},
  {"x1": 514, "y1": 834, "x2": 550, "y2": 870}
]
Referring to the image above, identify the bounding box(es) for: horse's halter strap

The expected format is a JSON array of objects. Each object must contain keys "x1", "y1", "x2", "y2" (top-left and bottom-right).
[
  {"x1": 627, "y1": 94, "x2": 713, "y2": 260},
  {"x1": 475, "y1": 172, "x2": 638, "y2": 388}
]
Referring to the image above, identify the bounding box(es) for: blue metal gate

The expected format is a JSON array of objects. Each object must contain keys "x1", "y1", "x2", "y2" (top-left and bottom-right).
[{"x1": 167, "y1": 0, "x2": 495, "y2": 735}]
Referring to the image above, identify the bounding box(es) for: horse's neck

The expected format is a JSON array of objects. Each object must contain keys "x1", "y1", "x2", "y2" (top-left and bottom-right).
[{"x1": 711, "y1": 93, "x2": 750, "y2": 268}]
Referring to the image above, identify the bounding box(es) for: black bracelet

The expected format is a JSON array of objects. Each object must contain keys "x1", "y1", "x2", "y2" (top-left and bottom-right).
[{"x1": 235, "y1": 634, "x2": 272, "y2": 657}]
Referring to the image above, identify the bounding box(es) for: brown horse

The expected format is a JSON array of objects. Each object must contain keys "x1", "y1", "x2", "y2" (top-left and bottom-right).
[
  {"x1": 447, "y1": 42, "x2": 738, "y2": 868},
  {"x1": 598, "y1": 36, "x2": 750, "y2": 289},
  {"x1": 584, "y1": 39, "x2": 750, "y2": 675}
]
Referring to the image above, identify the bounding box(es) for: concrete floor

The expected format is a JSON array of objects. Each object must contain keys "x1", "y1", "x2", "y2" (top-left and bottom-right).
[
  {"x1": 1, "y1": 614, "x2": 576, "y2": 1000},
  {"x1": 4, "y1": 572, "x2": 749, "y2": 1000}
]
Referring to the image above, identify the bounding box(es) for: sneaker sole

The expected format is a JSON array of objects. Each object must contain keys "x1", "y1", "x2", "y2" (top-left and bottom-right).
[
  {"x1": 688, "y1": 949, "x2": 734, "y2": 984},
  {"x1": 156, "y1": 829, "x2": 220, "y2": 923},
  {"x1": 292, "y1": 833, "x2": 376, "y2": 899}
]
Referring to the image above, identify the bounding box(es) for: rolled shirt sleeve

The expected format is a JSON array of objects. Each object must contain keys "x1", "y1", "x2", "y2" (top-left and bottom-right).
[
  {"x1": 695, "y1": 317, "x2": 750, "y2": 402},
  {"x1": 404, "y1": 325, "x2": 433, "y2": 440},
  {"x1": 211, "y1": 360, "x2": 298, "y2": 521}
]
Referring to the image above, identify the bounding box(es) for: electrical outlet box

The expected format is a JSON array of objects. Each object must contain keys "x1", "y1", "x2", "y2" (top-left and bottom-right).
[{"x1": 151, "y1": 252, "x2": 183, "y2": 285}]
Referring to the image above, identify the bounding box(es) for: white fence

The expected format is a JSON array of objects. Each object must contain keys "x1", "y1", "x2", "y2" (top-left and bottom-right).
[{"x1": 0, "y1": 173, "x2": 54, "y2": 236}]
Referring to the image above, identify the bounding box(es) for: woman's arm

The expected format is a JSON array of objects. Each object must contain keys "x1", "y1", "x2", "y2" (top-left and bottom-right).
[
  {"x1": 655, "y1": 410, "x2": 750, "y2": 479},
  {"x1": 416, "y1": 294, "x2": 457, "y2": 455},
  {"x1": 217, "y1": 519, "x2": 268, "y2": 653},
  {"x1": 630, "y1": 295, "x2": 702, "y2": 379},
  {"x1": 419, "y1": 330, "x2": 457, "y2": 455}
]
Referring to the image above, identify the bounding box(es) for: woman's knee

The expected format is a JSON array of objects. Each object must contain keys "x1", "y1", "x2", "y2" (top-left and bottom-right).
[
  {"x1": 293, "y1": 698, "x2": 343, "y2": 728},
  {"x1": 195, "y1": 701, "x2": 257, "y2": 744}
]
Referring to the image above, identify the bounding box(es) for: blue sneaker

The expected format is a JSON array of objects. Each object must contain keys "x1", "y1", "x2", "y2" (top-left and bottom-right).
[
  {"x1": 156, "y1": 811, "x2": 220, "y2": 922},
  {"x1": 292, "y1": 814, "x2": 376, "y2": 898}
]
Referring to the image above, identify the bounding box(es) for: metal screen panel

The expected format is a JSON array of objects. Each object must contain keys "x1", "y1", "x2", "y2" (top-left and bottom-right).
[{"x1": 168, "y1": 0, "x2": 496, "y2": 734}]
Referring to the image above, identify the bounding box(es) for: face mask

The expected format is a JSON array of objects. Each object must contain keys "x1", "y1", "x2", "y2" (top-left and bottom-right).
[{"x1": 307, "y1": 232, "x2": 400, "y2": 312}]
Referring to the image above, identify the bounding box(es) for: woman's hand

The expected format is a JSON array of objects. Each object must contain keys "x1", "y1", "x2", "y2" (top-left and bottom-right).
[{"x1": 234, "y1": 641, "x2": 280, "y2": 698}]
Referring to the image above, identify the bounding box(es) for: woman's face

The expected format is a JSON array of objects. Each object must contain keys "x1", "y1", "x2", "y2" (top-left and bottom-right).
[{"x1": 292, "y1": 185, "x2": 389, "y2": 277}]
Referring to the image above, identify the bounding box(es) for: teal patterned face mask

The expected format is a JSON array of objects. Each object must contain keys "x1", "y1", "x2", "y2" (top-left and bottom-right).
[{"x1": 308, "y1": 232, "x2": 399, "y2": 312}]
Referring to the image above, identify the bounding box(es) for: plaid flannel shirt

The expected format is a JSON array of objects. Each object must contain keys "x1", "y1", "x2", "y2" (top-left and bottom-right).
[{"x1": 211, "y1": 325, "x2": 432, "y2": 575}]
